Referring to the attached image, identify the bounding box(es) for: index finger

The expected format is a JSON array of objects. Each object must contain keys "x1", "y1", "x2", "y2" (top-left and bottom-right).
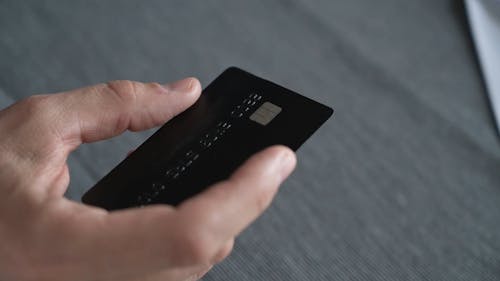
[{"x1": 60, "y1": 78, "x2": 201, "y2": 146}]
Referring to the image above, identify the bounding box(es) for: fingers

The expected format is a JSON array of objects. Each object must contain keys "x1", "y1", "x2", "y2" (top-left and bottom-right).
[
  {"x1": 174, "y1": 145, "x2": 296, "y2": 261},
  {"x1": 3, "y1": 78, "x2": 200, "y2": 151},
  {"x1": 117, "y1": 264, "x2": 211, "y2": 281},
  {"x1": 213, "y1": 239, "x2": 234, "y2": 263},
  {"x1": 183, "y1": 266, "x2": 213, "y2": 281},
  {"x1": 70, "y1": 205, "x2": 181, "y2": 280},
  {"x1": 72, "y1": 204, "x2": 227, "y2": 280},
  {"x1": 71, "y1": 146, "x2": 295, "y2": 279},
  {"x1": 109, "y1": 264, "x2": 210, "y2": 281},
  {"x1": 0, "y1": 78, "x2": 201, "y2": 172},
  {"x1": 0, "y1": 78, "x2": 201, "y2": 195},
  {"x1": 57, "y1": 78, "x2": 201, "y2": 147}
]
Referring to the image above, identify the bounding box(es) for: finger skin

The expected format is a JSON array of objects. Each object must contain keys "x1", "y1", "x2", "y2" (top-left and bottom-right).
[
  {"x1": 60, "y1": 146, "x2": 295, "y2": 280},
  {"x1": 0, "y1": 78, "x2": 201, "y2": 200},
  {"x1": 0, "y1": 78, "x2": 205, "y2": 281},
  {"x1": 0, "y1": 78, "x2": 201, "y2": 170},
  {"x1": 0, "y1": 78, "x2": 297, "y2": 281},
  {"x1": 54, "y1": 78, "x2": 202, "y2": 147},
  {"x1": 213, "y1": 239, "x2": 235, "y2": 264},
  {"x1": 172, "y1": 145, "x2": 297, "y2": 265}
]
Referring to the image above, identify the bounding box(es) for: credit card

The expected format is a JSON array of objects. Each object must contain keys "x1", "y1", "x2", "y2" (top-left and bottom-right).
[{"x1": 82, "y1": 67, "x2": 333, "y2": 210}]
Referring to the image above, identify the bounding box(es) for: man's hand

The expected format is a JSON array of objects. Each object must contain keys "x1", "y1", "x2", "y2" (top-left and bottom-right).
[{"x1": 0, "y1": 78, "x2": 296, "y2": 281}]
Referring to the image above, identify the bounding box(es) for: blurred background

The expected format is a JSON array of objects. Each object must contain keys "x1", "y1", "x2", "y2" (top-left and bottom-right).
[{"x1": 1, "y1": 1, "x2": 499, "y2": 280}]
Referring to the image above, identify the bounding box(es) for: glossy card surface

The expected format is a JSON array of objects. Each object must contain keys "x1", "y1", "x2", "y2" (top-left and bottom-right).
[{"x1": 82, "y1": 67, "x2": 333, "y2": 210}]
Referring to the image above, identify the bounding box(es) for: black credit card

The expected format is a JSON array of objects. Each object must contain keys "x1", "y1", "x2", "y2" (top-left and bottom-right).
[{"x1": 82, "y1": 67, "x2": 333, "y2": 210}]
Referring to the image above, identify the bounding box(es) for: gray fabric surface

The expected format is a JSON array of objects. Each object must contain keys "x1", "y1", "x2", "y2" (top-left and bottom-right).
[{"x1": 1, "y1": 1, "x2": 499, "y2": 280}]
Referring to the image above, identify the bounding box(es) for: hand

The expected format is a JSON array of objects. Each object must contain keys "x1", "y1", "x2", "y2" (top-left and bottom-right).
[{"x1": 0, "y1": 78, "x2": 296, "y2": 281}]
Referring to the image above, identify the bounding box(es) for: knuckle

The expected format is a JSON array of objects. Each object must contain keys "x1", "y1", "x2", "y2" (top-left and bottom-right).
[
  {"x1": 180, "y1": 231, "x2": 216, "y2": 265},
  {"x1": 254, "y1": 184, "x2": 274, "y2": 212},
  {"x1": 213, "y1": 241, "x2": 233, "y2": 264},
  {"x1": 200, "y1": 209, "x2": 224, "y2": 232},
  {"x1": 105, "y1": 80, "x2": 140, "y2": 107}
]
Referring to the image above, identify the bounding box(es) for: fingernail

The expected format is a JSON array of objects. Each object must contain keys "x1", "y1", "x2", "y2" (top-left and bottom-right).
[
  {"x1": 278, "y1": 149, "x2": 296, "y2": 180},
  {"x1": 164, "y1": 77, "x2": 195, "y2": 93}
]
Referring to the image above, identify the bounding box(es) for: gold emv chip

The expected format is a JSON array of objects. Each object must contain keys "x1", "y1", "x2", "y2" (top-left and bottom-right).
[{"x1": 249, "y1": 102, "x2": 282, "y2": 125}]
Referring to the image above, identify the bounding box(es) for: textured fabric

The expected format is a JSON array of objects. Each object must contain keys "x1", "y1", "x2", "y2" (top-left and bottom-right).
[{"x1": 0, "y1": 1, "x2": 499, "y2": 280}]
